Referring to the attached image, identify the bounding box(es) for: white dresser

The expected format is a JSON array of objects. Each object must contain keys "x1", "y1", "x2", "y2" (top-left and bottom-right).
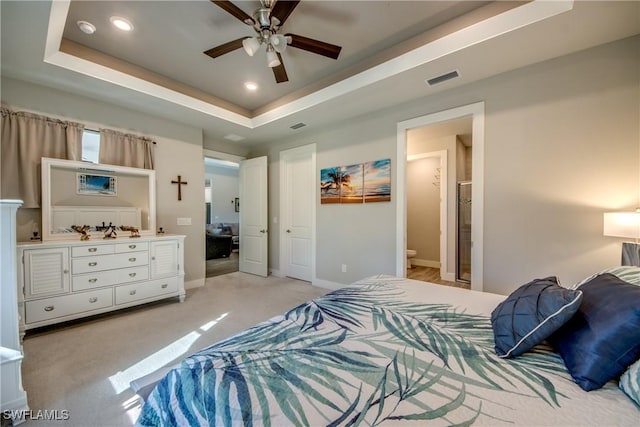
[
  {"x1": 16, "y1": 235, "x2": 185, "y2": 334},
  {"x1": 1, "y1": 200, "x2": 29, "y2": 424}
]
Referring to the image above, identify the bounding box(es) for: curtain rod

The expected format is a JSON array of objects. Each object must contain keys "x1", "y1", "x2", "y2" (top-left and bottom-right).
[{"x1": 86, "y1": 127, "x2": 156, "y2": 144}]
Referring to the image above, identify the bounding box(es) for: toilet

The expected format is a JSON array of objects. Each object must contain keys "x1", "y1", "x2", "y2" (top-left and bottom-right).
[{"x1": 406, "y1": 249, "x2": 417, "y2": 269}]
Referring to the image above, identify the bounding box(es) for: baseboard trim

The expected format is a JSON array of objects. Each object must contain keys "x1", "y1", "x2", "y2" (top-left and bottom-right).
[
  {"x1": 312, "y1": 277, "x2": 344, "y2": 290},
  {"x1": 412, "y1": 259, "x2": 440, "y2": 268},
  {"x1": 185, "y1": 278, "x2": 205, "y2": 290},
  {"x1": 441, "y1": 272, "x2": 456, "y2": 282}
]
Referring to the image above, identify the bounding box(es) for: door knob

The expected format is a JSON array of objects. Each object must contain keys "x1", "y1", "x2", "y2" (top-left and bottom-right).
[
  {"x1": 260, "y1": 229, "x2": 267, "y2": 234},
  {"x1": 286, "y1": 229, "x2": 291, "y2": 233}
]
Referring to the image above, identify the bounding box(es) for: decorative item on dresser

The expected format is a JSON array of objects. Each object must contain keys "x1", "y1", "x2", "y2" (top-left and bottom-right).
[
  {"x1": 16, "y1": 235, "x2": 185, "y2": 335},
  {"x1": 1, "y1": 200, "x2": 29, "y2": 425}
]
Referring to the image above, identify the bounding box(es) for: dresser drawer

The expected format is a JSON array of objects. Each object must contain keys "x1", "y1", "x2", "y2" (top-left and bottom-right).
[
  {"x1": 72, "y1": 270, "x2": 116, "y2": 292},
  {"x1": 115, "y1": 242, "x2": 149, "y2": 253},
  {"x1": 71, "y1": 245, "x2": 115, "y2": 257},
  {"x1": 72, "y1": 252, "x2": 149, "y2": 274},
  {"x1": 116, "y1": 266, "x2": 149, "y2": 284},
  {"x1": 115, "y1": 277, "x2": 178, "y2": 305},
  {"x1": 25, "y1": 288, "x2": 113, "y2": 324}
]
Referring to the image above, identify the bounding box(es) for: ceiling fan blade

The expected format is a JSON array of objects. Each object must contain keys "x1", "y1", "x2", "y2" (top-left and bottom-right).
[
  {"x1": 285, "y1": 34, "x2": 342, "y2": 59},
  {"x1": 272, "y1": 54, "x2": 289, "y2": 83},
  {"x1": 210, "y1": 0, "x2": 254, "y2": 25},
  {"x1": 204, "y1": 37, "x2": 247, "y2": 58},
  {"x1": 271, "y1": 0, "x2": 300, "y2": 27}
]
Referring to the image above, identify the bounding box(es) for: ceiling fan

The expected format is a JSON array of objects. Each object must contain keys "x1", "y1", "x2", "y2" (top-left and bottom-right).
[{"x1": 204, "y1": 0, "x2": 342, "y2": 83}]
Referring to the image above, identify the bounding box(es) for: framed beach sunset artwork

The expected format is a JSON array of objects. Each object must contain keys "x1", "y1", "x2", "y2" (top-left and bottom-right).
[{"x1": 320, "y1": 159, "x2": 390, "y2": 204}]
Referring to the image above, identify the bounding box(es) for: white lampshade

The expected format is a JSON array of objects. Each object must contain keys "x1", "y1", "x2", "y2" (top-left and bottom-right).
[
  {"x1": 603, "y1": 211, "x2": 640, "y2": 238},
  {"x1": 242, "y1": 37, "x2": 261, "y2": 56},
  {"x1": 269, "y1": 34, "x2": 290, "y2": 53},
  {"x1": 266, "y1": 47, "x2": 280, "y2": 68}
]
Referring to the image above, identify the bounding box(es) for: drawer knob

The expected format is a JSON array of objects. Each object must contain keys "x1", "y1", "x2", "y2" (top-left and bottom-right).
[
  {"x1": 89, "y1": 278, "x2": 98, "y2": 283},
  {"x1": 129, "y1": 257, "x2": 136, "y2": 262},
  {"x1": 129, "y1": 290, "x2": 137, "y2": 295},
  {"x1": 88, "y1": 248, "x2": 97, "y2": 252},
  {"x1": 89, "y1": 262, "x2": 98, "y2": 267},
  {"x1": 44, "y1": 306, "x2": 54, "y2": 312},
  {"x1": 129, "y1": 245, "x2": 136, "y2": 249},
  {"x1": 89, "y1": 297, "x2": 98, "y2": 303},
  {"x1": 161, "y1": 284, "x2": 168, "y2": 289},
  {"x1": 129, "y1": 272, "x2": 137, "y2": 277},
  {"x1": 63, "y1": 269, "x2": 69, "y2": 274}
]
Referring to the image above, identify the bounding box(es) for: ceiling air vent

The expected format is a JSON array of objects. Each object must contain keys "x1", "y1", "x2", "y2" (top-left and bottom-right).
[
  {"x1": 425, "y1": 70, "x2": 459, "y2": 87},
  {"x1": 290, "y1": 122, "x2": 306, "y2": 130}
]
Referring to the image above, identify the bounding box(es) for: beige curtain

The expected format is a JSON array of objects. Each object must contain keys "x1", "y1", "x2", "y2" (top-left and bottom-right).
[
  {"x1": 1, "y1": 107, "x2": 83, "y2": 208},
  {"x1": 99, "y1": 129, "x2": 155, "y2": 169}
]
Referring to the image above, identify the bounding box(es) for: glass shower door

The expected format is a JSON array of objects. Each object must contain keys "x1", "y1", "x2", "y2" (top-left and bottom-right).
[{"x1": 457, "y1": 182, "x2": 472, "y2": 283}]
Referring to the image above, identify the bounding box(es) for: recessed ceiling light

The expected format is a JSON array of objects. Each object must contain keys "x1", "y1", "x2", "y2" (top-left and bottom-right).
[
  {"x1": 224, "y1": 134, "x2": 246, "y2": 142},
  {"x1": 244, "y1": 82, "x2": 258, "y2": 91},
  {"x1": 77, "y1": 20, "x2": 96, "y2": 35},
  {"x1": 110, "y1": 16, "x2": 133, "y2": 32}
]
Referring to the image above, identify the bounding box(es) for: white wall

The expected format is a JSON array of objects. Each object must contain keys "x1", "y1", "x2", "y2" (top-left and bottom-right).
[
  {"x1": 255, "y1": 35, "x2": 640, "y2": 295},
  {"x1": 1, "y1": 78, "x2": 207, "y2": 288},
  {"x1": 205, "y1": 164, "x2": 239, "y2": 223}
]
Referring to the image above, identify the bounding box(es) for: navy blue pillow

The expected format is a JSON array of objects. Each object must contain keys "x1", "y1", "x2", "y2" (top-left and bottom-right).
[
  {"x1": 491, "y1": 277, "x2": 583, "y2": 358},
  {"x1": 549, "y1": 273, "x2": 640, "y2": 391}
]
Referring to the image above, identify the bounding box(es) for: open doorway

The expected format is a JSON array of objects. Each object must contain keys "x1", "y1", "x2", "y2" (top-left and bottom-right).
[
  {"x1": 396, "y1": 102, "x2": 485, "y2": 292},
  {"x1": 204, "y1": 153, "x2": 242, "y2": 278}
]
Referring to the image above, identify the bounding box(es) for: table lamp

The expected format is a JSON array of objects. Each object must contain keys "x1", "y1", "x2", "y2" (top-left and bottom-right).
[{"x1": 603, "y1": 209, "x2": 640, "y2": 266}]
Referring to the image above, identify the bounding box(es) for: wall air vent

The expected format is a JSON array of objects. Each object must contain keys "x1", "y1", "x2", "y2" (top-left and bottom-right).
[
  {"x1": 290, "y1": 122, "x2": 306, "y2": 130},
  {"x1": 425, "y1": 70, "x2": 460, "y2": 87}
]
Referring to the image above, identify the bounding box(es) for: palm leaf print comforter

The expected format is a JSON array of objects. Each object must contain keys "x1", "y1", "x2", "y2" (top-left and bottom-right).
[{"x1": 137, "y1": 275, "x2": 638, "y2": 426}]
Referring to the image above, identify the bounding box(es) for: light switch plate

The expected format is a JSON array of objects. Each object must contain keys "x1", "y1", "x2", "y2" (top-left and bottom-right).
[{"x1": 177, "y1": 217, "x2": 192, "y2": 226}]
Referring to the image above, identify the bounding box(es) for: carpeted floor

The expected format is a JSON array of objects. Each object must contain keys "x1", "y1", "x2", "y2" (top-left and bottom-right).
[{"x1": 19, "y1": 272, "x2": 328, "y2": 426}]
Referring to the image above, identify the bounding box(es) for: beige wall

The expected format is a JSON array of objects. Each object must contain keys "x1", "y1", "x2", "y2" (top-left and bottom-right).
[
  {"x1": 407, "y1": 157, "x2": 440, "y2": 265},
  {"x1": 256, "y1": 35, "x2": 639, "y2": 294},
  {"x1": 1, "y1": 78, "x2": 207, "y2": 288}
]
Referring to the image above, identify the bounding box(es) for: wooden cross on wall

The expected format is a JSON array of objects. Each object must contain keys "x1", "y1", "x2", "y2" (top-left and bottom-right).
[{"x1": 171, "y1": 175, "x2": 188, "y2": 201}]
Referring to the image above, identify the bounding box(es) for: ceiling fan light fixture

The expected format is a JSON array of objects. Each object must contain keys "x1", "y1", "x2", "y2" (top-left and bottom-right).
[
  {"x1": 266, "y1": 46, "x2": 280, "y2": 68},
  {"x1": 242, "y1": 37, "x2": 261, "y2": 57},
  {"x1": 269, "y1": 34, "x2": 288, "y2": 53}
]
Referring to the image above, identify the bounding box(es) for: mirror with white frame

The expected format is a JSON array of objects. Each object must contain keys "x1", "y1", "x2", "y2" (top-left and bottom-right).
[{"x1": 41, "y1": 157, "x2": 156, "y2": 241}]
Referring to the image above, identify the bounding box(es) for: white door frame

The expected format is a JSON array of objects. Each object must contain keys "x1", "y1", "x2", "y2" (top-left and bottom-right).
[
  {"x1": 407, "y1": 150, "x2": 448, "y2": 279},
  {"x1": 278, "y1": 143, "x2": 317, "y2": 281},
  {"x1": 396, "y1": 102, "x2": 485, "y2": 291}
]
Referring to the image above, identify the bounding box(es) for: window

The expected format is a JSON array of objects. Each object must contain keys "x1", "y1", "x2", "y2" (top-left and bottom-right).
[{"x1": 81, "y1": 129, "x2": 100, "y2": 163}]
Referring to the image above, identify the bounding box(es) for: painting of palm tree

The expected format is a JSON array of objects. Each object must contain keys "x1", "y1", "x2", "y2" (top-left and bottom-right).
[{"x1": 321, "y1": 159, "x2": 390, "y2": 204}]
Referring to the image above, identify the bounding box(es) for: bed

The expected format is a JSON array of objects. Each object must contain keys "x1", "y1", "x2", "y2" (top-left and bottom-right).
[{"x1": 135, "y1": 275, "x2": 639, "y2": 426}]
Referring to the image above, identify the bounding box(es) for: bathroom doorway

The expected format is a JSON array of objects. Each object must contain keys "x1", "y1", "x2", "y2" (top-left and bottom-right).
[{"x1": 396, "y1": 102, "x2": 485, "y2": 291}]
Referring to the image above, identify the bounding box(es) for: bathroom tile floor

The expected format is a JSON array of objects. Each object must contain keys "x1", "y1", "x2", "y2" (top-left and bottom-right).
[{"x1": 407, "y1": 266, "x2": 471, "y2": 290}]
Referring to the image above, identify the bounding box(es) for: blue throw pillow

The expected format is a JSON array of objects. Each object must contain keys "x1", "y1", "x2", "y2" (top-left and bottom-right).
[
  {"x1": 491, "y1": 277, "x2": 583, "y2": 358},
  {"x1": 550, "y1": 273, "x2": 640, "y2": 391}
]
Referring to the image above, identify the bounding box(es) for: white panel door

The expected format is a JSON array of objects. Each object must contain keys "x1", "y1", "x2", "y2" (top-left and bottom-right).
[
  {"x1": 280, "y1": 145, "x2": 315, "y2": 281},
  {"x1": 239, "y1": 156, "x2": 268, "y2": 277}
]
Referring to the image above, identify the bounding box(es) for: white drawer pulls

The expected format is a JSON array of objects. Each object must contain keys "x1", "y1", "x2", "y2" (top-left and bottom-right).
[{"x1": 44, "y1": 306, "x2": 54, "y2": 312}]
